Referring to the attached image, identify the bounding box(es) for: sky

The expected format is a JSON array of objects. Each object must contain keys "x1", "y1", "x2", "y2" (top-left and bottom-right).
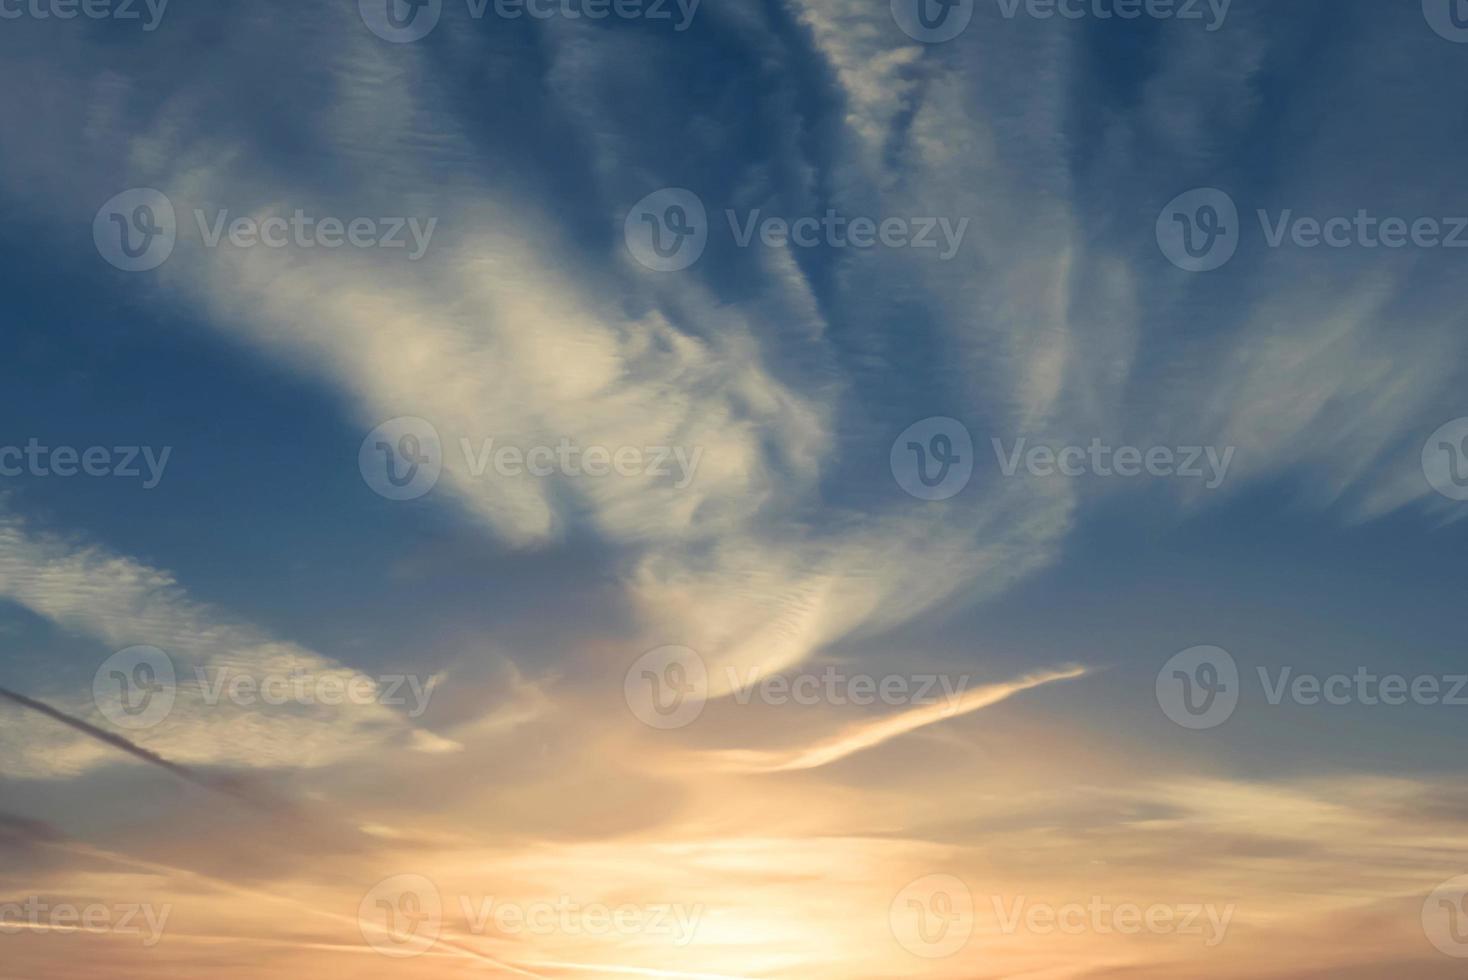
[{"x1": 2, "y1": 0, "x2": 1468, "y2": 976}]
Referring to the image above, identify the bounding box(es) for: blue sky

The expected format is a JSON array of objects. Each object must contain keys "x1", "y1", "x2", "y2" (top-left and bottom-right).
[{"x1": 2, "y1": 0, "x2": 1468, "y2": 976}]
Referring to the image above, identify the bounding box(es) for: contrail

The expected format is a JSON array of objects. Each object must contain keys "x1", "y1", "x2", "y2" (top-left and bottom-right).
[
  {"x1": 694, "y1": 665, "x2": 1089, "y2": 774},
  {"x1": 0, "y1": 685, "x2": 267, "y2": 807},
  {"x1": 27, "y1": 835, "x2": 546, "y2": 977}
]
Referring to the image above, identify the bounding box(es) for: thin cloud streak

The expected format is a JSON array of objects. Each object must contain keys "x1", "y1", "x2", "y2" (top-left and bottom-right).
[
  {"x1": 697, "y1": 665, "x2": 1089, "y2": 773},
  {"x1": 524, "y1": 961, "x2": 756, "y2": 980}
]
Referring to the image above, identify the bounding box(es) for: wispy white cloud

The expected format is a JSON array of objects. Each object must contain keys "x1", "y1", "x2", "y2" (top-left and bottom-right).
[{"x1": 0, "y1": 513, "x2": 437, "y2": 777}]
